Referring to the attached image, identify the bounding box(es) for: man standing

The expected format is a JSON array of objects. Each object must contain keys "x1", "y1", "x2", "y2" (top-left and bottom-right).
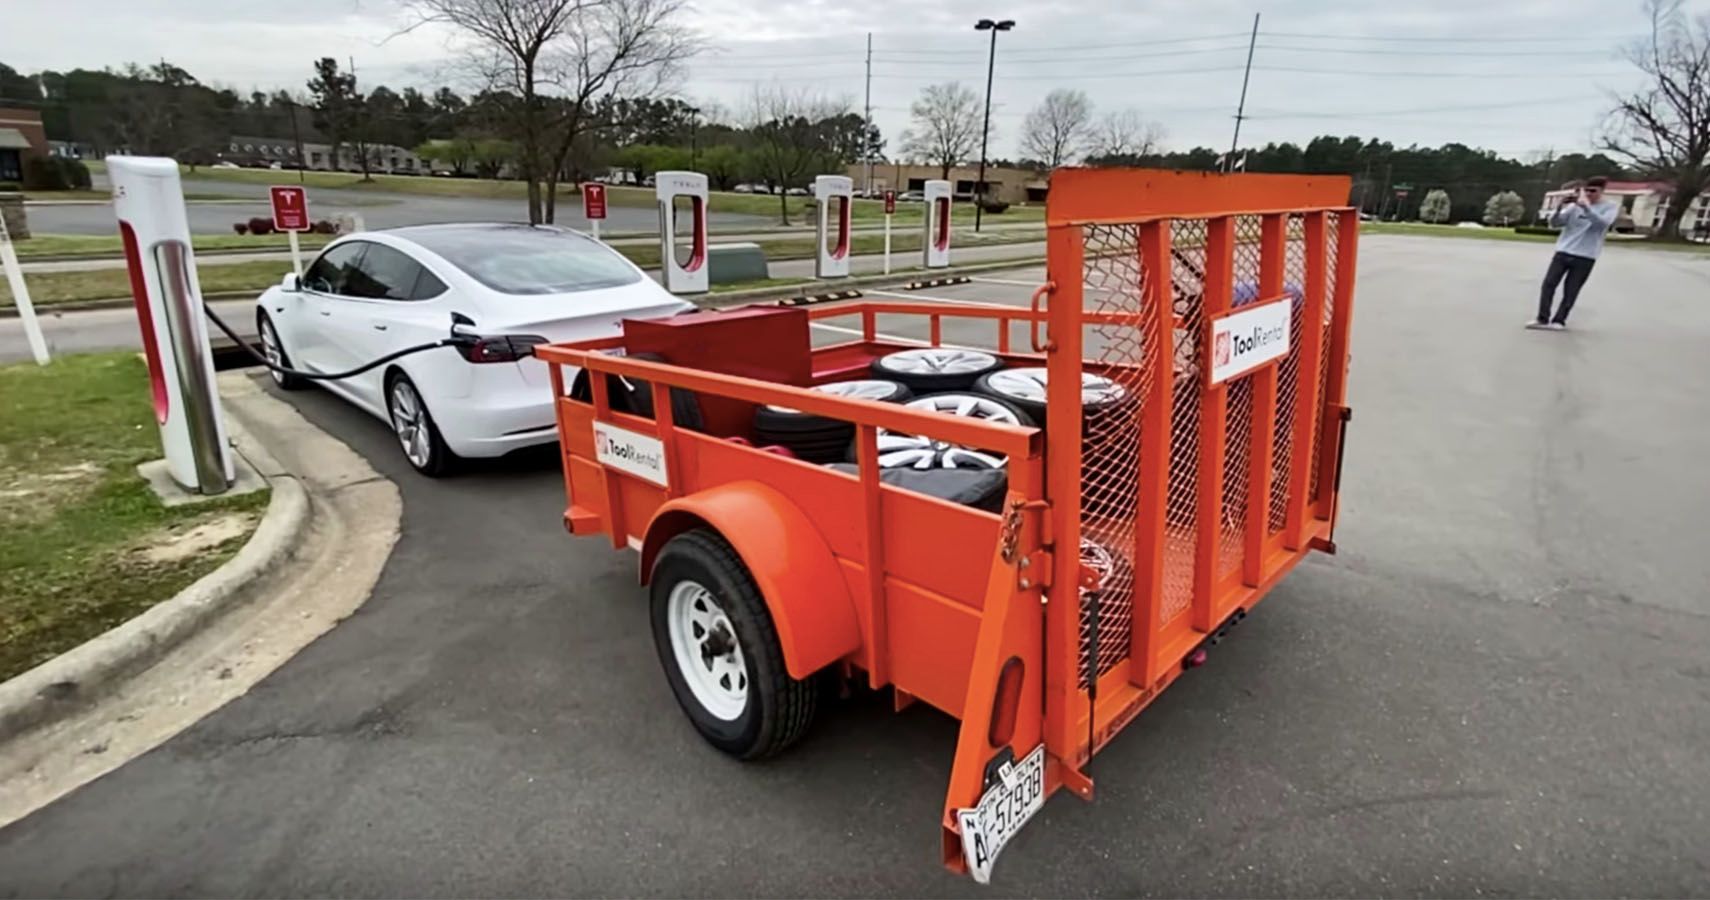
[{"x1": 1530, "y1": 176, "x2": 1619, "y2": 330}]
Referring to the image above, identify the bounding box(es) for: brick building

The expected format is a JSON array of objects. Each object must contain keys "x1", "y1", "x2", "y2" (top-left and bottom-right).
[{"x1": 0, "y1": 107, "x2": 48, "y2": 184}]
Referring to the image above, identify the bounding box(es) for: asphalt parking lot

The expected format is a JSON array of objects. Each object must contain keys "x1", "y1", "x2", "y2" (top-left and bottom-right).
[{"x1": 2, "y1": 235, "x2": 1708, "y2": 897}]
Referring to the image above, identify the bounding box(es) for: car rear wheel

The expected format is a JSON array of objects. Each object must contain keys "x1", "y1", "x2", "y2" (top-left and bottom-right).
[
  {"x1": 257, "y1": 313, "x2": 305, "y2": 391},
  {"x1": 861, "y1": 391, "x2": 1034, "y2": 470},
  {"x1": 386, "y1": 373, "x2": 458, "y2": 477},
  {"x1": 650, "y1": 528, "x2": 817, "y2": 759}
]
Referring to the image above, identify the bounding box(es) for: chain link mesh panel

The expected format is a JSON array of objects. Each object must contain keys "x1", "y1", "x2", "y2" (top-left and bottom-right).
[
  {"x1": 1311, "y1": 214, "x2": 1340, "y2": 502},
  {"x1": 1219, "y1": 215, "x2": 1263, "y2": 578},
  {"x1": 1162, "y1": 219, "x2": 1208, "y2": 625},
  {"x1": 1270, "y1": 215, "x2": 1307, "y2": 533},
  {"x1": 1077, "y1": 223, "x2": 1151, "y2": 687}
]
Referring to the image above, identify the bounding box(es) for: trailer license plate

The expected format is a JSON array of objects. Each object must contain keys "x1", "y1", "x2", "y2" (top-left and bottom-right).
[{"x1": 956, "y1": 745, "x2": 1046, "y2": 884}]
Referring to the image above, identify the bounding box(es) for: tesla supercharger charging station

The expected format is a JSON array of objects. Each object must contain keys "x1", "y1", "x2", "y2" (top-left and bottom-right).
[
  {"x1": 922, "y1": 179, "x2": 952, "y2": 269},
  {"x1": 109, "y1": 156, "x2": 235, "y2": 495},
  {"x1": 656, "y1": 170, "x2": 708, "y2": 294},
  {"x1": 812, "y1": 175, "x2": 853, "y2": 279}
]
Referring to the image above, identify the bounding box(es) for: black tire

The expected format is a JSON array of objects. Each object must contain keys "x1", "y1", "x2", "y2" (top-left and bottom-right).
[
  {"x1": 972, "y1": 366, "x2": 1132, "y2": 428},
  {"x1": 619, "y1": 353, "x2": 705, "y2": 431},
  {"x1": 871, "y1": 348, "x2": 1003, "y2": 393},
  {"x1": 256, "y1": 312, "x2": 306, "y2": 391},
  {"x1": 649, "y1": 528, "x2": 817, "y2": 760},
  {"x1": 568, "y1": 366, "x2": 636, "y2": 413},
  {"x1": 385, "y1": 371, "x2": 459, "y2": 477},
  {"x1": 753, "y1": 379, "x2": 912, "y2": 463}
]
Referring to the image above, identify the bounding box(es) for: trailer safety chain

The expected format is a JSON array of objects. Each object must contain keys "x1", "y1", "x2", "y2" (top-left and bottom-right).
[{"x1": 203, "y1": 305, "x2": 471, "y2": 381}]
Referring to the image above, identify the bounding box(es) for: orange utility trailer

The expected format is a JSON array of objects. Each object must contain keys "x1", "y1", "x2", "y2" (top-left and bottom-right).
[{"x1": 536, "y1": 169, "x2": 1359, "y2": 882}]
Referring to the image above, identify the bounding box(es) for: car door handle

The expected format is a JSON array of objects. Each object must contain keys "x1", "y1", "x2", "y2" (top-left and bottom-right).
[
  {"x1": 318, "y1": 309, "x2": 332, "y2": 317},
  {"x1": 372, "y1": 323, "x2": 388, "y2": 331}
]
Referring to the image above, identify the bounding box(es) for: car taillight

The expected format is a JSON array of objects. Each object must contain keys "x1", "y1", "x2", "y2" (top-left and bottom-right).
[{"x1": 457, "y1": 334, "x2": 548, "y2": 363}]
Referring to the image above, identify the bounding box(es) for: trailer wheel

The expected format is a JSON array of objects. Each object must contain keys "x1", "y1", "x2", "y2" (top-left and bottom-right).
[{"x1": 650, "y1": 528, "x2": 817, "y2": 759}]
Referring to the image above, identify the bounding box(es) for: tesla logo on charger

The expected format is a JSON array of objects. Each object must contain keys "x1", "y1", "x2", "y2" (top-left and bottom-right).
[
  {"x1": 1207, "y1": 297, "x2": 1291, "y2": 385},
  {"x1": 593, "y1": 421, "x2": 669, "y2": 487}
]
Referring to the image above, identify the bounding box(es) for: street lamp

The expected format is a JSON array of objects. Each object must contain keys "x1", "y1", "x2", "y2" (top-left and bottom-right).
[
  {"x1": 973, "y1": 17, "x2": 1014, "y2": 233},
  {"x1": 687, "y1": 106, "x2": 702, "y2": 170}
]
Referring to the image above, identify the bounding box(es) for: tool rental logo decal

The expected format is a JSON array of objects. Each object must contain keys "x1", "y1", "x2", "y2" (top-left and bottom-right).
[
  {"x1": 593, "y1": 421, "x2": 669, "y2": 487},
  {"x1": 1207, "y1": 296, "x2": 1292, "y2": 385}
]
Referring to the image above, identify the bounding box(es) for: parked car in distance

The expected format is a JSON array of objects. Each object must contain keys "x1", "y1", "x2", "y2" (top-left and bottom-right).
[
  {"x1": 900, "y1": 190, "x2": 925, "y2": 202},
  {"x1": 254, "y1": 223, "x2": 693, "y2": 476}
]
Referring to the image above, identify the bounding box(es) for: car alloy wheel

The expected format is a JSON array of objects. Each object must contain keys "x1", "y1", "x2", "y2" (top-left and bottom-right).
[
  {"x1": 872, "y1": 392, "x2": 1033, "y2": 470},
  {"x1": 389, "y1": 379, "x2": 434, "y2": 471}
]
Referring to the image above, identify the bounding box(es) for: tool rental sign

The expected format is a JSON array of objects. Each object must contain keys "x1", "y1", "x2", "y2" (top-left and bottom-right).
[{"x1": 1206, "y1": 296, "x2": 1291, "y2": 385}]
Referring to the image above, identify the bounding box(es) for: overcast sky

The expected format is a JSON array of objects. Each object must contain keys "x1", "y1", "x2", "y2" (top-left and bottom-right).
[{"x1": 1, "y1": 0, "x2": 1702, "y2": 160}]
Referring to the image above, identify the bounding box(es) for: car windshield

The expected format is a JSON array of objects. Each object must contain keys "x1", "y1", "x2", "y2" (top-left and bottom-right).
[{"x1": 405, "y1": 226, "x2": 641, "y2": 295}]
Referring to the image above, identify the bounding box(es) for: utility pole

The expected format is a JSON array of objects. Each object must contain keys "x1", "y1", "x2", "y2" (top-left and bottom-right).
[
  {"x1": 863, "y1": 33, "x2": 875, "y2": 195},
  {"x1": 1226, "y1": 12, "x2": 1260, "y2": 173},
  {"x1": 973, "y1": 18, "x2": 1015, "y2": 233}
]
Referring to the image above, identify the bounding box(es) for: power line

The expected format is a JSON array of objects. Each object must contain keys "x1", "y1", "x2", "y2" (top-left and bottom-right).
[
  {"x1": 1257, "y1": 30, "x2": 1630, "y2": 44},
  {"x1": 1248, "y1": 94, "x2": 1600, "y2": 119},
  {"x1": 1251, "y1": 64, "x2": 1633, "y2": 79},
  {"x1": 1253, "y1": 42, "x2": 1617, "y2": 57}
]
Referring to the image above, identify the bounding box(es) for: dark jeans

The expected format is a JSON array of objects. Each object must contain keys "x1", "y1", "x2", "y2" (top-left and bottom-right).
[{"x1": 1538, "y1": 251, "x2": 1596, "y2": 324}]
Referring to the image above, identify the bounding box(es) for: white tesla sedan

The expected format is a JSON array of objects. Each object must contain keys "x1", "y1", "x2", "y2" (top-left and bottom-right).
[{"x1": 254, "y1": 223, "x2": 692, "y2": 475}]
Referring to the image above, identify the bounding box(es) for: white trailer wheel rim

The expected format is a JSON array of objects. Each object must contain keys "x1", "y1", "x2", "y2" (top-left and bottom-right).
[
  {"x1": 984, "y1": 367, "x2": 1127, "y2": 406},
  {"x1": 764, "y1": 379, "x2": 900, "y2": 414},
  {"x1": 666, "y1": 580, "x2": 748, "y2": 721},
  {"x1": 880, "y1": 348, "x2": 998, "y2": 375}
]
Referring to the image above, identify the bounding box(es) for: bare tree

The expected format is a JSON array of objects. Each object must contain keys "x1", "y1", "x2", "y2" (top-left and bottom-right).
[
  {"x1": 400, "y1": 0, "x2": 585, "y2": 223},
  {"x1": 1602, "y1": 0, "x2": 1710, "y2": 240},
  {"x1": 538, "y1": 0, "x2": 698, "y2": 221},
  {"x1": 900, "y1": 82, "x2": 982, "y2": 179},
  {"x1": 1088, "y1": 108, "x2": 1166, "y2": 163},
  {"x1": 1019, "y1": 88, "x2": 1093, "y2": 170},
  {"x1": 744, "y1": 84, "x2": 848, "y2": 225}
]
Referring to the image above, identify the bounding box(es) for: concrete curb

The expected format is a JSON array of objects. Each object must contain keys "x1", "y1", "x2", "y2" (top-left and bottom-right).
[
  {"x1": 0, "y1": 417, "x2": 310, "y2": 740},
  {"x1": 693, "y1": 255, "x2": 1046, "y2": 308}
]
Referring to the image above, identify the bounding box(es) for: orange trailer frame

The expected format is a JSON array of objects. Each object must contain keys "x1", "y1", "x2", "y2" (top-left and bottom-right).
[{"x1": 535, "y1": 168, "x2": 1359, "y2": 881}]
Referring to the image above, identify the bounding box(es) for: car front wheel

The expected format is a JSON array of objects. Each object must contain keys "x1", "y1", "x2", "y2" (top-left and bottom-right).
[
  {"x1": 257, "y1": 313, "x2": 305, "y2": 391},
  {"x1": 386, "y1": 373, "x2": 458, "y2": 477}
]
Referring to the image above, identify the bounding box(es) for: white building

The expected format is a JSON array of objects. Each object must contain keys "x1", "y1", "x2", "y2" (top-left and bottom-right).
[
  {"x1": 1540, "y1": 180, "x2": 1710, "y2": 239},
  {"x1": 223, "y1": 136, "x2": 423, "y2": 175}
]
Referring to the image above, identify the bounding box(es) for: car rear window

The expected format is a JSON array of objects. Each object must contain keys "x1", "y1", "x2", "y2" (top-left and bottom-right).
[{"x1": 407, "y1": 226, "x2": 641, "y2": 295}]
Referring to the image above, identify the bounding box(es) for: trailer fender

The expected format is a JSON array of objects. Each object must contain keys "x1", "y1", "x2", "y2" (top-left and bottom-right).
[{"x1": 640, "y1": 481, "x2": 860, "y2": 680}]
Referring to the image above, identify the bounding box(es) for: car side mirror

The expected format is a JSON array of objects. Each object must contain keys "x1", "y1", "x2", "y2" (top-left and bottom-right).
[{"x1": 280, "y1": 273, "x2": 301, "y2": 293}]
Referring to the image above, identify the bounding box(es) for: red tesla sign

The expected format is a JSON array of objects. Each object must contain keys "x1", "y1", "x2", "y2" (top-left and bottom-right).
[
  {"x1": 582, "y1": 183, "x2": 608, "y2": 220},
  {"x1": 270, "y1": 186, "x2": 309, "y2": 231},
  {"x1": 884, "y1": 190, "x2": 896, "y2": 215}
]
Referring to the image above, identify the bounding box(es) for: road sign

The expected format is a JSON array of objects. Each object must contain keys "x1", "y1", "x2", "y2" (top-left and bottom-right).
[
  {"x1": 884, "y1": 190, "x2": 896, "y2": 215},
  {"x1": 270, "y1": 185, "x2": 309, "y2": 231},
  {"x1": 583, "y1": 183, "x2": 608, "y2": 220}
]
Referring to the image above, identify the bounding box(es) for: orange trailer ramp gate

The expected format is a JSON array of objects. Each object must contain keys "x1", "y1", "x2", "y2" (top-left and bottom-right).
[{"x1": 942, "y1": 168, "x2": 1358, "y2": 879}]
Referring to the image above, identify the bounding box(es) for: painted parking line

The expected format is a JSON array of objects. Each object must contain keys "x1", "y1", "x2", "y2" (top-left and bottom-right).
[
  {"x1": 967, "y1": 277, "x2": 1044, "y2": 287},
  {"x1": 862, "y1": 288, "x2": 1021, "y2": 308},
  {"x1": 809, "y1": 321, "x2": 992, "y2": 352}
]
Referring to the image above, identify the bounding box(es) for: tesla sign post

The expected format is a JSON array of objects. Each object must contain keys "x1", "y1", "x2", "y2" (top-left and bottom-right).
[
  {"x1": 883, "y1": 190, "x2": 896, "y2": 274},
  {"x1": 583, "y1": 183, "x2": 608, "y2": 242},
  {"x1": 270, "y1": 185, "x2": 310, "y2": 276}
]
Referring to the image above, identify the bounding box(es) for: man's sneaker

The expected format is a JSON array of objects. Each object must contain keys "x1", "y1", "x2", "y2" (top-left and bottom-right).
[
  {"x1": 1549, "y1": 322, "x2": 1568, "y2": 331},
  {"x1": 1525, "y1": 320, "x2": 1552, "y2": 330}
]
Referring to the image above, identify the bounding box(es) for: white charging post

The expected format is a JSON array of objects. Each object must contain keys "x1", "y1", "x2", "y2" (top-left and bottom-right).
[
  {"x1": 813, "y1": 175, "x2": 853, "y2": 279},
  {"x1": 0, "y1": 210, "x2": 48, "y2": 365},
  {"x1": 656, "y1": 171, "x2": 709, "y2": 295},
  {"x1": 883, "y1": 189, "x2": 896, "y2": 275},
  {"x1": 110, "y1": 156, "x2": 235, "y2": 495},
  {"x1": 923, "y1": 179, "x2": 952, "y2": 269}
]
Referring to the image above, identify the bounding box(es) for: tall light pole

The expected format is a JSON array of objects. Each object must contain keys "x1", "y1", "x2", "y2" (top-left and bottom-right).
[
  {"x1": 688, "y1": 106, "x2": 702, "y2": 170},
  {"x1": 973, "y1": 17, "x2": 1014, "y2": 233}
]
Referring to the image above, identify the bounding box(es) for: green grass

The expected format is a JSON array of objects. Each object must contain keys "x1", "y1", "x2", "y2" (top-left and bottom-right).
[
  {"x1": 1, "y1": 229, "x2": 1043, "y2": 310},
  {"x1": 0, "y1": 353, "x2": 268, "y2": 681},
  {"x1": 23, "y1": 189, "x2": 245, "y2": 202},
  {"x1": 12, "y1": 232, "x2": 337, "y2": 260}
]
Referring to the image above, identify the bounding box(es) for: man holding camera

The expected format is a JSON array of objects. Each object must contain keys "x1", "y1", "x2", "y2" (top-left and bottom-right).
[{"x1": 1530, "y1": 175, "x2": 1619, "y2": 330}]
